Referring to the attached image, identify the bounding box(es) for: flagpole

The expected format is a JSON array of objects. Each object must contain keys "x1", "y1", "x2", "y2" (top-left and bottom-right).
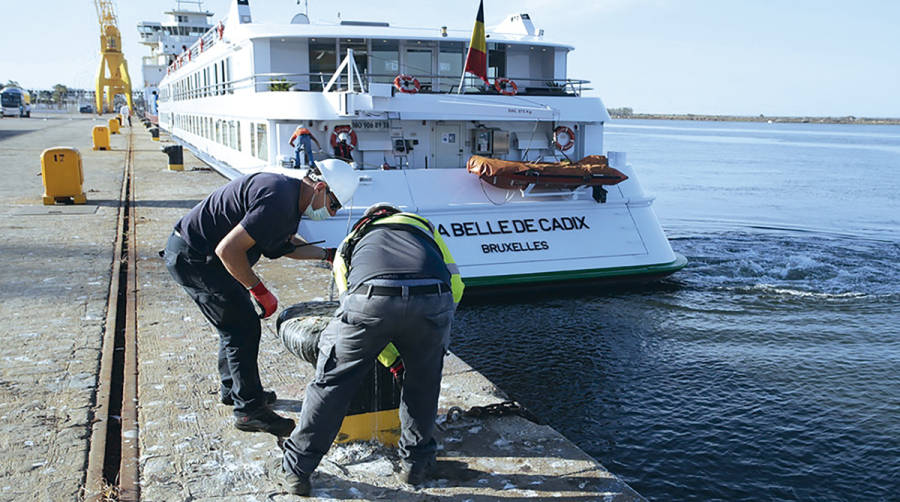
[{"x1": 459, "y1": 0, "x2": 487, "y2": 94}]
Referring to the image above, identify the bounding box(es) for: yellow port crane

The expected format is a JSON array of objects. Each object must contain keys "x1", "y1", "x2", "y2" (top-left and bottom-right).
[{"x1": 94, "y1": 0, "x2": 133, "y2": 114}]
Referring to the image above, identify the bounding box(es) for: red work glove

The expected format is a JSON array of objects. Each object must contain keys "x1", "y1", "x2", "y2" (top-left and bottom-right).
[
  {"x1": 323, "y1": 247, "x2": 336, "y2": 264},
  {"x1": 249, "y1": 281, "x2": 278, "y2": 319},
  {"x1": 389, "y1": 361, "x2": 405, "y2": 384}
]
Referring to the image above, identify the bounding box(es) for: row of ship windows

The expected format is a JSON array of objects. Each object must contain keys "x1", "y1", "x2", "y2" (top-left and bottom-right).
[
  {"x1": 173, "y1": 114, "x2": 269, "y2": 162},
  {"x1": 161, "y1": 57, "x2": 234, "y2": 101}
]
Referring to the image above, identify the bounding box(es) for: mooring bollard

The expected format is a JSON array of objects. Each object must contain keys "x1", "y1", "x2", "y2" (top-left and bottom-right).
[
  {"x1": 276, "y1": 302, "x2": 402, "y2": 446},
  {"x1": 149, "y1": 127, "x2": 159, "y2": 141},
  {"x1": 108, "y1": 117, "x2": 120, "y2": 135},
  {"x1": 41, "y1": 147, "x2": 87, "y2": 205},
  {"x1": 92, "y1": 125, "x2": 111, "y2": 151},
  {"x1": 162, "y1": 144, "x2": 184, "y2": 171}
]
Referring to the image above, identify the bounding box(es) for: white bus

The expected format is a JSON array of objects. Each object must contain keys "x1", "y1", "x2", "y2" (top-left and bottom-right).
[{"x1": 1, "y1": 87, "x2": 31, "y2": 117}]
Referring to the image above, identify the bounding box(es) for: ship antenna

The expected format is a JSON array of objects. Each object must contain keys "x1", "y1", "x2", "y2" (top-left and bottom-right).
[{"x1": 297, "y1": 0, "x2": 309, "y2": 17}]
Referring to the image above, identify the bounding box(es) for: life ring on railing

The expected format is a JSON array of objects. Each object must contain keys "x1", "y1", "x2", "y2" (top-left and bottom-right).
[
  {"x1": 494, "y1": 78, "x2": 518, "y2": 96},
  {"x1": 330, "y1": 125, "x2": 358, "y2": 148},
  {"x1": 553, "y1": 126, "x2": 576, "y2": 151},
  {"x1": 200, "y1": 39, "x2": 204, "y2": 52},
  {"x1": 217, "y1": 22, "x2": 224, "y2": 40},
  {"x1": 393, "y1": 74, "x2": 420, "y2": 94}
]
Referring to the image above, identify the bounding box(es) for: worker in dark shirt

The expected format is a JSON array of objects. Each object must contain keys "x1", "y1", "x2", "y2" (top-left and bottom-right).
[
  {"x1": 162, "y1": 159, "x2": 359, "y2": 436},
  {"x1": 280, "y1": 203, "x2": 464, "y2": 495}
]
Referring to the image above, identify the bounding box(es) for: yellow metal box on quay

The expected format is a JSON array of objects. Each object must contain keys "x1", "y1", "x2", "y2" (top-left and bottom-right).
[{"x1": 41, "y1": 147, "x2": 86, "y2": 205}]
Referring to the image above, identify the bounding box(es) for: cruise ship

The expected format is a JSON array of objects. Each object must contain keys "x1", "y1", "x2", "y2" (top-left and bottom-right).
[{"x1": 153, "y1": 0, "x2": 686, "y2": 289}]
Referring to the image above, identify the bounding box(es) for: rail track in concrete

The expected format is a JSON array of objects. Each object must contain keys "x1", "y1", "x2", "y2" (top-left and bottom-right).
[{"x1": 84, "y1": 125, "x2": 140, "y2": 502}]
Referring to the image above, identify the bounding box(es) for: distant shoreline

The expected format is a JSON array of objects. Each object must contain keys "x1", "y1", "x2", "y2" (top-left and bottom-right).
[{"x1": 608, "y1": 113, "x2": 900, "y2": 126}]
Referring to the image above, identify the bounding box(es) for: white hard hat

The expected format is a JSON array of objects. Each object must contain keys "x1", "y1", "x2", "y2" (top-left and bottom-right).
[
  {"x1": 338, "y1": 132, "x2": 351, "y2": 143},
  {"x1": 315, "y1": 159, "x2": 359, "y2": 206}
]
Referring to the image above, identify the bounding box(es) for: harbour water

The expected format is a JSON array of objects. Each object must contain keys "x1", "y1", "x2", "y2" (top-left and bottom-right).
[{"x1": 452, "y1": 120, "x2": 900, "y2": 501}]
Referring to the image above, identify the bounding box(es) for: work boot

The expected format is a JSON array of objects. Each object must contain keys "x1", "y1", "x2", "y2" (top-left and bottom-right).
[
  {"x1": 284, "y1": 471, "x2": 311, "y2": 496},
  {"x1": 221, "y1": 389, "x2": 277, "y2": 406},
  {"x1": 234, "y1": 408, "x2": 295, "y2": 436},
  {"x1": 397, "y1": 459, "x2": 433, "y2": 486}
]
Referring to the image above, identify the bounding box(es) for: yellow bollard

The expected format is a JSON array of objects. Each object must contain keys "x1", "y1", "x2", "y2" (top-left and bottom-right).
[
  {"x1": 41, "y1": 147, "x2": 86, "y2": 205},
  {"x1": 108, "y1": 117, "x2": 120, "y2": 135},
  {"x1": 92, "y1": 126, "x2": 111, "y2": 150}
]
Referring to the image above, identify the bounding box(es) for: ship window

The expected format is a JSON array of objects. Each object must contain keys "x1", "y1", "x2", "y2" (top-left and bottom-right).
[
  {"x1": 371, "y1": 39, "x2": 399, "y2": 84},
  {"x1": 255, "y1": 123, "x2": 268, "y2": 161},
  {"x1": 406, "y1": 45, "x2": 434, "y2": 89},
  {"x1": 225, "y1": 58, "x2": 233, "y2": 94},
  {"x1": 337, "y1": 38, "x2": 368, "y2": 76},
  {"x1": 488, "y1": 43, "x2": 506, "y2": 80},
  {"x1": 249, "y1": 122, "x2": 256, "y2": 156},
  {"x1": 309, "y1": 39, "x2": 337, "y2": 90},
  {"x1": 220, "y1": 60, "x2": 227, "y2": 94},
  {"x1": 236, "y1": 121, "x2": 241, "y2": 151},
  {"x1": 438, "y1": 42, "x2": 463, "y2": 93}
]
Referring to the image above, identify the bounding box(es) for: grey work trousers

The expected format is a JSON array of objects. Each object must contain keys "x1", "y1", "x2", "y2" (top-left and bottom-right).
[{"x1": 282, "y1": 286, "x2": 454, "y2": 476}]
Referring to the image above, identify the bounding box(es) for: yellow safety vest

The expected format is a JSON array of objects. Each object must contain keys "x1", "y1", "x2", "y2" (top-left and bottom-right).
[{"x1": 332, "y1": 212, "x2": 465, "y2": 367}]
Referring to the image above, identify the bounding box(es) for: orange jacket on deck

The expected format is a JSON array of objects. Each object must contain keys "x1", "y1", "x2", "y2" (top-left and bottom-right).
[{"x1": 289, "y1": 127, "x2": 313, "y2": 147}]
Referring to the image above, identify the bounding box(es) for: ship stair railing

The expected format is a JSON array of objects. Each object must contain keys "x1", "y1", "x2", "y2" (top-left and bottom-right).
[{"x1": 323, "y1": 49, "x2": 367, "y2": 94}]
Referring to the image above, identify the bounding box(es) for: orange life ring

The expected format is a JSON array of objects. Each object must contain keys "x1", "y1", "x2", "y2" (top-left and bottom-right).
[
  {"x1": 330, "y1": 125, "x2": 358, "y2": 148},
  {"x1": 393, "y1": 74, "x2": 420, "y2": 94},
  {"x1": 217, "y1": 22, "x2": 224, "y2": 40},
  {"x1": 553, "y1": 126, "x2": 576, "y2": 151},
  {"x1": 494, "y1": 78, "x2": 518, "y2": 96}
]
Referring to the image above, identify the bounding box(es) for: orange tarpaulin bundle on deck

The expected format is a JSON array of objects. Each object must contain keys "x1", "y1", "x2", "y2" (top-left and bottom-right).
[{"x1": 466, "y1": 155, "x2": 628, "y2": 190}]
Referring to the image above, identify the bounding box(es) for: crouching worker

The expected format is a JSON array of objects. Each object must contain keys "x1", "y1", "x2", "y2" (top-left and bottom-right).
[
  {"x1": 162, "y1": 160, "x2": 359, "y2": 436},
  {"x1": 281, "y1": 203, "x2": 464, "y2": 496}
]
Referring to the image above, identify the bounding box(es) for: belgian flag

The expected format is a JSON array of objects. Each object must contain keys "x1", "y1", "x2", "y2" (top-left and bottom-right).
[{"x1": 463, "y1": 0, "x2": 490, "y2": 85}]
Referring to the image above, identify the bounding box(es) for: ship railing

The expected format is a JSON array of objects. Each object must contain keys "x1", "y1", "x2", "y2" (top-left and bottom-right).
[
  {"x1": 165, "y1": 21, "x2": 223, "y2": 74},
  {"x1": 161, "y1": 72, "x2": 591, "y2": 102},
  {"x1": 251, "y1": 73, "x2": 589, "y2": 96}
]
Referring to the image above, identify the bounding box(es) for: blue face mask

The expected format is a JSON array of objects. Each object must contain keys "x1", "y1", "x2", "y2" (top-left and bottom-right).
[{"x1": 303, "y1": 204, "x2": 330, "y2": 221}]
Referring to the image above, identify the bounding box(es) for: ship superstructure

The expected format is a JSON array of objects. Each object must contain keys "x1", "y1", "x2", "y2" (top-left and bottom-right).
[
  {"x1": 154, "y1": 0, "x2": 686, "y2": 288},
  {"x1": 137, "y1": 0, "x2": 212, "y2": 121}
]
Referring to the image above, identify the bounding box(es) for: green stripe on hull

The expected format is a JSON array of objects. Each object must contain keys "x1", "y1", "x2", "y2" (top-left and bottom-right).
[{"x1": 463, "y1": 253, "x2": 688, "y2": 288}]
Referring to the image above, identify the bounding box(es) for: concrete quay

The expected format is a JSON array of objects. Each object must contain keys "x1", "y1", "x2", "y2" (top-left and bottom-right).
[{"x1": 0, "y1": 112, "x2": 644, "y2": 501}]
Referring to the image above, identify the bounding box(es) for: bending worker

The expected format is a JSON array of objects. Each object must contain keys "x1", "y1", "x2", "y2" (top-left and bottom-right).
[
  {"x1": 162, "y1": 160, "x2": 359, "y2": 436},
  {"x1": 281, "y1": 203, "x2": 464, "y2": 496},
  {"x1": 289, "y1": 124, "x2": 322, "y2": 168}
]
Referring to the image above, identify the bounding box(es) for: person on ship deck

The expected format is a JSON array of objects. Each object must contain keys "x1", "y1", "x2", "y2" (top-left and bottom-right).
[{"x1": 290, "y1": 124, "x2": 322, "y2": 168}]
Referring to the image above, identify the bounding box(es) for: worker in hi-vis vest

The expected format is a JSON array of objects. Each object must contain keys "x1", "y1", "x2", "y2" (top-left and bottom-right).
[{"x1": 281, "y1": 203, "x2": 464, "y2": 496}]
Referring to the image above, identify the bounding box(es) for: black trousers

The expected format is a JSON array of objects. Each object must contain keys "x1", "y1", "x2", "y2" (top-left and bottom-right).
[{"x1": 163, "y1": 233, "x2": 266, "y2": 415}]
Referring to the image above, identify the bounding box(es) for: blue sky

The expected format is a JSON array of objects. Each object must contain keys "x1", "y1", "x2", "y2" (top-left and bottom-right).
[{"x1": 2, "y1": 0, "x2": 898, "y2": 117}]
